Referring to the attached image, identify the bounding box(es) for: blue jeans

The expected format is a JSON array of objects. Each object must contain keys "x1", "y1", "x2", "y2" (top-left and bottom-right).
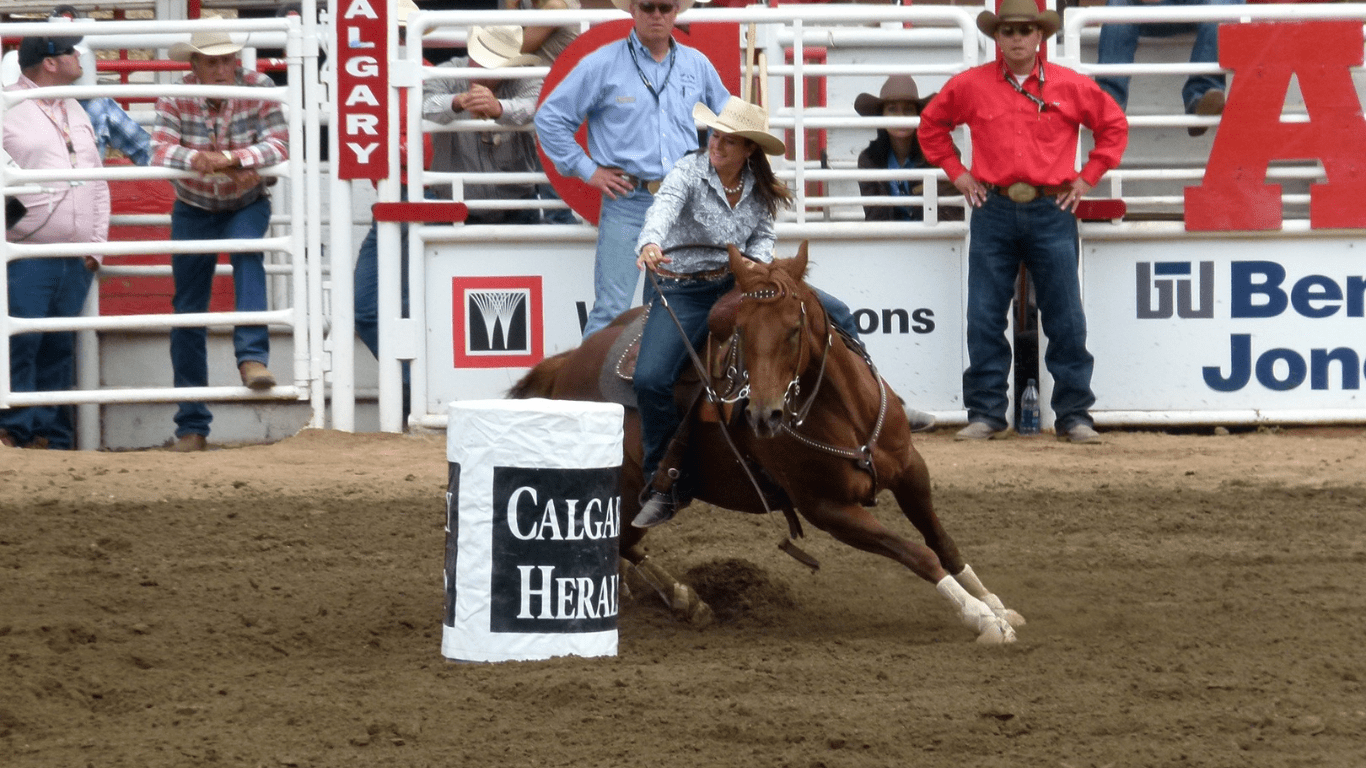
[
  {"x1": 169, "y1": 197, "x2": 272, "y2": 438},
  {"x1": 582, "y1": 189, "x2": 657, "y2": 339},
  {"x1": 1, "y1": 256, "x2": 93, "y2": 449},
  {"x1": 964, "y1": 193, "x2": 1094, "y2": 432},
  {"x1": 353, "y1": 217, "x2": 413, "y2": 389},
  {"x1": 1095, "y1": 0, "x2": 1240, "y2": 111},
  {"x1": 354, "y1": 219, "x2": 409, "y2": 362},
  {"x1": 634, "y1": 275, "x2": 862, "y2": 481}
]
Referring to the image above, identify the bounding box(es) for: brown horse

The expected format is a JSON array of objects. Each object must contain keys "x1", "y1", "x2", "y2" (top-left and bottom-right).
[{"x1": 509, "y1": 242, "x2": 1023, "y2": 643}]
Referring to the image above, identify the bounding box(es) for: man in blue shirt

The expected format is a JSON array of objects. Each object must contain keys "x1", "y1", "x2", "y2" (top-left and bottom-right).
[{"x1": 535, "y1": 0, "x2": 729, "y2": 338}]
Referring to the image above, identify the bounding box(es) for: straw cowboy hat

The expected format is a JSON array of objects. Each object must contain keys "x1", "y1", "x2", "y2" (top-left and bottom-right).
[
  {"x1": 468, "y1": 25, "x2": 546, "y2": 68},
  {"x1": 976, "y1": 0, "x2": 1061, "y2": 38},
  {"x1": 169, "y1": 30, "x2": 243, "y2": 62},
  {"x1": 692, "y1": 97, "x2": 786, "y2": 156},
  {"x1": 853, "y1": 75, "x2": 933, "y2": 117},
  {"x1": 611, "y1": 0, "x2": 696, "y2": 13}
]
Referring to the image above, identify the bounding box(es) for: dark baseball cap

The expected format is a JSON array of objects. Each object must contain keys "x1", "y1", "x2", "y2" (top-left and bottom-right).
[{"x1": 18, "y1": 35, "x2": 83, "y2": 69}]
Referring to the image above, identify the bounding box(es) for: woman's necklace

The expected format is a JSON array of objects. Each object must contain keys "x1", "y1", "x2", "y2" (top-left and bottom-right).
[{"x1": 722, "y1": 178, "x2": 743, "y2": 195}]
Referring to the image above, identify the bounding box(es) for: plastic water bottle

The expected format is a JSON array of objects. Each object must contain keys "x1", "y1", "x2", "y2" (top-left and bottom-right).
[{"x1": 1019, "y1": 379, "x2": 1040, "y2": 436}]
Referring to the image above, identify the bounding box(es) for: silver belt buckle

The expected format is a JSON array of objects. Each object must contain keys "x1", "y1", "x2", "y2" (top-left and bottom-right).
[{"x1": 1006, "y1": 182, "x2": 1038, "y2": 204}]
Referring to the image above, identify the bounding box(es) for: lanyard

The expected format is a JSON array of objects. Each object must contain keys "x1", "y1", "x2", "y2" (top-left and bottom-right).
[
  {"x1": 35, "y1": 98, "x2": 77, "y2": 163},
  {"x1": 1004, "y1": 62, "x2": 1048, "y2": 113},
  {"x1": 627, "y1": 38, "x2": 677, "y2": 102}
]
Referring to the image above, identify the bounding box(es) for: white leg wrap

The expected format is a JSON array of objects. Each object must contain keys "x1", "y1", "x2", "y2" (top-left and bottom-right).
[
  {"x1": 936, "y1": 575, "x2": 1016, "y2": 644},
  {"x1": 954, "y1": 564, "x2": 1026, "y2": 628}
]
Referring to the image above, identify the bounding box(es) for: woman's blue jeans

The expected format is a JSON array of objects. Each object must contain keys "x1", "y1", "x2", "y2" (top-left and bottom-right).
[
  {"x1": 963, "y1": 193, "x2": 1095, "y2": 432},
  {"x1": 169, "y1": 197, "x2": 272, "y2": 438},
  {"x1": 0, "y1": 256, "x2": 93, "y2": 448}
]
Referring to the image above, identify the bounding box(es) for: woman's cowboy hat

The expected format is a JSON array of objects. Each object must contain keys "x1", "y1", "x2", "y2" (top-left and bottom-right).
[
  {"x1": 169, "y1": 30, "x2": 243, "y2": 62},
  {"x1": 611, "y1": 0, "x2": 696, "y2": 13},
  {"x1": 854, "y1": 75, "x2": 933, "y2": 117},
  {"x1": 692, "y1": 97, "x2": 786, "y2": 156},
  {"x1": 468, "y1": 25, "x2": 546, "y2": 68},
  {"x1": 976, "y1": 0, "x2": 1061, "y2": 38}
]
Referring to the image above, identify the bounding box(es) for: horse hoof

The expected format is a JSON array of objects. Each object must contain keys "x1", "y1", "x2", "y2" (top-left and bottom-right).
[
  {"x1": 671, "y1": 585, "x2": 715, "y2": 628},
  {"x1": 1003, "y1": 609, "x2": 1026, "y2": 628},
  {"x1": 975, "y1": 620, "x2": 1017, "y2": 645}
]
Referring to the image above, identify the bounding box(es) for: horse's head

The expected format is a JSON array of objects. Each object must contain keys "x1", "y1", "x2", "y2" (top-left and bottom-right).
[{"x1": 728, "y1": 241, "x2": 826, "y2": 438}]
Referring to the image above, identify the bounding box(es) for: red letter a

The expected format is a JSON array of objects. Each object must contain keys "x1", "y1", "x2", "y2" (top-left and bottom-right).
[{"x1": 1185, "y1": 21, "x2": 1366, "y2": 231}]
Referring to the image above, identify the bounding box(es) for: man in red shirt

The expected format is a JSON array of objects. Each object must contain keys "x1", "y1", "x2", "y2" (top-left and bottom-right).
[{"x1": 918, "y1": 0, "x2": 1128, "y2": 444}]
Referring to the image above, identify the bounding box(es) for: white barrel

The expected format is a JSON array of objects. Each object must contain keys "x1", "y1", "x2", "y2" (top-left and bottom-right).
[{"x1": 442, "y1": 398, "x2": 624, "y2": 663}]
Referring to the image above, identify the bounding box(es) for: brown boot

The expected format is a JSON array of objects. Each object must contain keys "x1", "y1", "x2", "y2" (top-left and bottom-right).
[
  {"x1": 239, "y1": 361, "x2": 276, "y2": 390},
  {"x1": 169, "y1": 433, "x2": 207, "y2": 452},
  {"x1": 0, "y1": 429, "x2": 16, "y2": 448}
]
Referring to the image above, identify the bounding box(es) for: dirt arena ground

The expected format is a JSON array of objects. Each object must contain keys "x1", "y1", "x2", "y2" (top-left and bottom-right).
[{"x1": 2, "y1": 426, "x2": 1364, "y2": 768}]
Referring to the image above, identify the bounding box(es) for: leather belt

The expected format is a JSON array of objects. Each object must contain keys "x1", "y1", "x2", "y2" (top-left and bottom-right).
[
  {"x1": 988, "y1": 181, "x2": 1072, "y2": 204},
  {"x1": 654, "y1": 265, "x2": 731, "y2": 282},
  {"x1": 608, "y1": 168, "x2": 663, "y2": 195},
  {"x1": 625, "y1": 174, "x2": 663, "y2": 195}
]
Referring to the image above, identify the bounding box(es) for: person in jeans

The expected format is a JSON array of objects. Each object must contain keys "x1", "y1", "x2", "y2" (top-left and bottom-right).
[
  {"x1": 1095, "y1": 0, "x2": 1242, "y2": 137},
  {"x1": 535, "y1": 0, "x2": 729, "y2": 339},
  {"x1": 2, "y1": 34, "x2": 110, "y2": 450},
  {"x1": 150, "y1": 30, "x2": 289, "y2": 452},
  {"x1": 630, "y1": 98, "x2": 933, "y2": 528},
  {"x1": 918, "y1": 0, "x2": 1128, "y2": 444}
]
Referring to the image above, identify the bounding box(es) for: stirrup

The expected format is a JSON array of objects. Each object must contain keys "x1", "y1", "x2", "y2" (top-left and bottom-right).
[{"x1": 632, "y1": 490, "x2": 677, "y2": 529}]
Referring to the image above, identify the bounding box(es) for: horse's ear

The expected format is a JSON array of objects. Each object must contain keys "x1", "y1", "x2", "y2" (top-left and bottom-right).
[
  {"x1": 728, "y1": 245, "x2": 758, "y2": 287},
  {"x1": 778, "y1": 240, "x2": 810, "y2": 282}
]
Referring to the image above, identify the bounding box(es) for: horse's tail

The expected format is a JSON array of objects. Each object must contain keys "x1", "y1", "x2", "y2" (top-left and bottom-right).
[{"x1": 506, "y1": 350, "x2": 573, "y2": 399}]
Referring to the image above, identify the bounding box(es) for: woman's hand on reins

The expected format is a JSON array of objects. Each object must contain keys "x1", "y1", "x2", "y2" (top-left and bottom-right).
[{"x1": 637, "y1": 243, "x2": 670, "y2": 272}]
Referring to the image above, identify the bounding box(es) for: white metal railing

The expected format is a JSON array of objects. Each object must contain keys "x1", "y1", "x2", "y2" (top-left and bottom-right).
[
  {"x1": 0, "y1": 15, "x2": 319, "y2": 449},
  {"x1": 361, "y1": 4, "x2": 986, "y2": 432}
]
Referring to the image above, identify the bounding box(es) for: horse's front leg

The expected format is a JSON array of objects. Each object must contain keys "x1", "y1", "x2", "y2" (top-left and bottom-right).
[
  {"x1": 795, "y1": 497, "x2": 1016, "y2": 644},
  {"x1": 888, "y1": 451, "x2": 1026, "y2": 631}
]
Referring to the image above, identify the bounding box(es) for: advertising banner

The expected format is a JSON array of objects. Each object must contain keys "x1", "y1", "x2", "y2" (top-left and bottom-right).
[{"x1": 1085, "y1": 237, "x2": 1365, "y2": 413}]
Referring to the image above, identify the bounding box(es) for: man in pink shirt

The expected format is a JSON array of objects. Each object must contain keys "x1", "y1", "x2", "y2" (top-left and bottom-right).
[
  {"x1": 2, "y1": 34, "x2": 110, "y2": 450},
  {"x1": 918, "y1": 0, "x2": 1128, "y2": 444}
]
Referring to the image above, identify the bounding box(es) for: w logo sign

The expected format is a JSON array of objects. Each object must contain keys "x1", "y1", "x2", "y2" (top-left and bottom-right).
[
  {"x1": 452, "y1": 276, "x2": 543, "y2": 368},
  {"x1": 469, "y1": 290, "x2": 529, "y2": 353},
  {"x1": 1136, "y1": 262, "x2": 1214, "y2": 319}
]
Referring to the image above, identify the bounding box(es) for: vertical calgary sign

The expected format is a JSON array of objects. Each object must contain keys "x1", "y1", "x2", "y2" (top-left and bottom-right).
[{"x1": 334, "y1": 0, "x2": 389, "y2": 180}]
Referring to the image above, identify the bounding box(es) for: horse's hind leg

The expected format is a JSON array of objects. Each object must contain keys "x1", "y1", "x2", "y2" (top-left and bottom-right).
[{"x1": 890, "y1": 451, "x2": 1026, "y2": 630}]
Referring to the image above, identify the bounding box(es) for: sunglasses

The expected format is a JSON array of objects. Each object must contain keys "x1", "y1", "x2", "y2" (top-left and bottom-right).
[
  {"x1": 636, "y1": 2, "x2": 677, "y2": 15},
  {"x1": 997, "y1": 24, "x2": 1039, "y2": 38}
]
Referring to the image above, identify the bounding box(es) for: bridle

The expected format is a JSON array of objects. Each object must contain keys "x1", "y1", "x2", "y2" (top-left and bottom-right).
[{"x1": 739, "y1": 282, "x2": 891, "y2": 491}]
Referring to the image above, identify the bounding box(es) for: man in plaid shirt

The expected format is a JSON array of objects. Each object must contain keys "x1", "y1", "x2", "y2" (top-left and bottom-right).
[{"x1": 151, "y1": 30, "x2": 289, "y2": 452}]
